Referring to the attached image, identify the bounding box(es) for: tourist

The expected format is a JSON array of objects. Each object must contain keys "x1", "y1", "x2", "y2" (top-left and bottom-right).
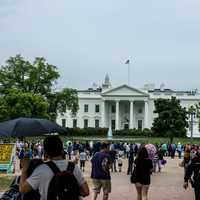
[
  {"x1": 177, "y1": 142, "x2": 182, "y2": 159},
  {"x1": 79, "y1": 149, "x2": 87, "y2": 172},
  {"x1": 133, "y1": 146, "x2": 153, "y2": 200},
  {"x1": 19, "y1": 135, "x2": 89, "y2": 200},
  {"x1": 67, "y1": 142, "x2": 73, "y2": 160},
  {"x1": 109, "y1": 149, "x2": 117, "y2": 172},
  {"x1": 183, "y1": 148, "x2": 200, "y2": 200},
  {"x1": 117, "y1": 155, "x2": 123, "y2": 172},
  {"x1": 183, "y1": 144, "x2": 191, "y2": 172},
  {"x1": 91, "y1": 142, "x2": 112, "y2": 200},
  {"x1": 127, "y1": 150, "x2": 134, "y2": 175}
]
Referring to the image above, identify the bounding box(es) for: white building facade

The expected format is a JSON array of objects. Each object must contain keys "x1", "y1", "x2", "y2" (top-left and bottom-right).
[{"x1": 57, "y1": 76, "x2": 200, "y2": 137}]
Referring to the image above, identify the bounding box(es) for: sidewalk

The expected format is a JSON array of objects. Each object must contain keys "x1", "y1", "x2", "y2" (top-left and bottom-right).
[{"x1": 84, "y1": 158, "x2": 194, "y2": 200}]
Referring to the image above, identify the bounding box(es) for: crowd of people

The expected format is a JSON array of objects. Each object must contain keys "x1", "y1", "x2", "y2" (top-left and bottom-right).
[{"x1": 1, "y1": 138, "x2": 200, "y2": 200}]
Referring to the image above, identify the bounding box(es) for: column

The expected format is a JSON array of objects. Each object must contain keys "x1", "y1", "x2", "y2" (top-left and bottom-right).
[
  {"x1": 101, "y1": 100, "x2": 105, "y2": 127},
  {"x1": 144, "y1": 100, "x2": 149, "y2": 128},
  {"x1": 129, "y1": 100, "x2": 134, "y2": 129},
  {"x1": 115, "y1": 100, "x2": 119, "y2": 130}
]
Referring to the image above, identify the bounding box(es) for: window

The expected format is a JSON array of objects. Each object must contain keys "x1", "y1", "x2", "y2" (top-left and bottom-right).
[
  {"x1": 111, "y1": 120, "x2": 115, "y2": 130},
  {"x1": 111, "y1": 105, "x2": 116, "y2": 113},
  {"x1": 95, "y1": 119, "x2": 99, "y2": 128},
  {"x1": 61, "y1": 119, "x2": 66, "y2": 127},
  {"x1": 138, "y1": 108, "x2": 143, "y2": 114},
  {"x1": 73, "y1": 119, "x2": 77, "y2": 128},
  {"x1": 84, "y1": 104, "x2": 89, "y2": 112},
  {"x1": 95, "y1": 104, "x2": 100, "y2": 113},
  {"x1": 138, "y1": 120, "x2": 142, "y2": 130},
  {"x1": 124, "y1": 123, "x2": 129, "y2": 129},
  {"x1": 84, "y1": 119, "x2": 88, "y2": 128}
]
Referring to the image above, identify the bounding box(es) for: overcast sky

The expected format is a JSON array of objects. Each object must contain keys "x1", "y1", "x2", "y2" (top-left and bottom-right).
[{"x1": 0, "y1": 0, "x2": 200, "y2": 91}]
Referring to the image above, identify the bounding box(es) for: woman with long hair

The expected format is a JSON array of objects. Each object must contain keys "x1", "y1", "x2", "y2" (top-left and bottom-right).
[{"x1": 134, "y1": 146, "x2": 153, "y2": 200}]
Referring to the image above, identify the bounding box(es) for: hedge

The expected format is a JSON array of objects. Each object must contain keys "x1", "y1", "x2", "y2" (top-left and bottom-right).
[{"x1": 63, "y1": 127, "x2": 153, "y2": 137}]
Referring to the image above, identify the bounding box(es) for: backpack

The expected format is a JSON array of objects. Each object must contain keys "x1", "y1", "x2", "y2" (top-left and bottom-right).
[{"x1": 46, "y1": 161, "x2": 80, "y2": 200}]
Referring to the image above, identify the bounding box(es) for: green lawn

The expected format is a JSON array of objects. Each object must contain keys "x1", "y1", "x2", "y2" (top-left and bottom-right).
[
  {"x1": 1, "y1": 136, "x2": 199, "y2": 145},
  {"x1": 64, "y1": 136, "x2": 200, "y2": 145},
  {"x1": 0, "y1": 175, "x2": 15, "y2": 192}
]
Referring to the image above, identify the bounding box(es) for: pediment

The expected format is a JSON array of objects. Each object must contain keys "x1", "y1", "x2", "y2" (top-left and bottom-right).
[{"x1": 101, "y1": 85, "x2": 149, "y2": 97}]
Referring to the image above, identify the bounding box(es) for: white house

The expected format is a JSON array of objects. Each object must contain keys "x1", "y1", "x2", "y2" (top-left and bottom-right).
[{"x1": 57, "y1": 75, "x2": 200, "y2": 137}]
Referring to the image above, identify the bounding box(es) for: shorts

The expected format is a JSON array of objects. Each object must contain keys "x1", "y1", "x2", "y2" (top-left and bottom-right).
[{"x1": 92, "y1": 179, "x2": 111, "y2": 194}]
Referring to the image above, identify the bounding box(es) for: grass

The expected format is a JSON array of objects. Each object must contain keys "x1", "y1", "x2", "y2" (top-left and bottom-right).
[
  {"x1": 1, "y1": 135, "x2": 200, "y2": 145},
  {"x1": 63, "y1": 136, "x2": 200, "y2": 145},
  {"x1": 0, "y1": 175, "x2": 15, "y2": 192}
]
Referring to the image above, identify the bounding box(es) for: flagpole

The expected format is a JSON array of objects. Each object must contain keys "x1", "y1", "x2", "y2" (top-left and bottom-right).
[
  {"x1": 125, "y1": 59, "x2": 131, "y2": 86},
  {"x1": 128, "y1": 62, "x2": 130, "y2": 86}
]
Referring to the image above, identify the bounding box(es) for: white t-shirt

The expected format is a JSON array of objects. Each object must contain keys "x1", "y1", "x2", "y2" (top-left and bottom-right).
[
  {"x1": 26, "y1": 160, "x2": 85, "y2": 200},
  {"x1": 79, "y1": 152, "x2": 87, "y2": 161}
]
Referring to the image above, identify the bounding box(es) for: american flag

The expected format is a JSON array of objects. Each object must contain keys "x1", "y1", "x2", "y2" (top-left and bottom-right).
[{"x1": 125, "y1": 59, "x2": 130, "y2": 64}]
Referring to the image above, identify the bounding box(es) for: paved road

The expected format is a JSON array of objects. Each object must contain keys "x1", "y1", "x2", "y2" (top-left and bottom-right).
[
  {"x1": 83, "y1": 158, "x2": 194, "y2": 200},
  {"x1": 0, "y1": 157, "x2": 194, "y2": 200}
]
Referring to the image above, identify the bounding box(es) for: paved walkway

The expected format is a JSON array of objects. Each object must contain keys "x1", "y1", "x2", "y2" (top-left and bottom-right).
[{"x1": 83, "y1": 158, "x2": 194, "y2": 200}]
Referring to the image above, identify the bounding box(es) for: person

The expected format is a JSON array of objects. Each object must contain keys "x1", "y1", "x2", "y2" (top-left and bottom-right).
[
  {"x1": 134, "y1": 146, "x2": 153, "y2": 200},
  {"x1": 157, "y1": 147, "x2": 164, "y2": 172},
  {"x1": 79, "y1": 149, "x2": 87, "y2": 172},
  {"x1": 161, "y1": 143, "x2": 168, "y2": 156},
  {"x1": 183, "y1": 144, "x2": 191, "y2": 172},
  {"x1": 183, "y1": 150, "x2": 200, "y2": 200},
  {"x1": 117, "y1": 155, "x2": 123, "y2": 172},
  {"x1": 19, "y1": 135, "x2": 89, "y2": 200},
  {"x1": 67, "y1": 142, "x2": 73, "y2": 160},
  {"x1": 127, "y1": 150, "x2": 134, "y2": 175},
  {"x1": 109, "y1": 149, "x2": 117, "y2": 172},
  {"x1": 91, "y1": 142, "x2": 111, "y2": 200},
  {"x1": 177, "y1": 142, "x2": 182, "y2": 159}
]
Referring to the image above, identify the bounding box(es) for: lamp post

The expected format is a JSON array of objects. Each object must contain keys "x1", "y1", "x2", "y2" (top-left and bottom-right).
[{"x1": 189, "y1": 111, "x2": 196, "y2": 142}]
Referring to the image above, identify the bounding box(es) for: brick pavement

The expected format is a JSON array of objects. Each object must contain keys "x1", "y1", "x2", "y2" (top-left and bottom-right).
[{"x1": 83, "y1": 157, "x2": 194, "y2": 200}]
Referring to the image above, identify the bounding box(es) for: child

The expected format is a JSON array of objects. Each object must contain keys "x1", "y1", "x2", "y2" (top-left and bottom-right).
[
  {"x1": 79, "y1": 150, "x2": 87, "y2": 172},
  {"x1": 118, "y1": 156, "x2": 123, "y2": 172}
]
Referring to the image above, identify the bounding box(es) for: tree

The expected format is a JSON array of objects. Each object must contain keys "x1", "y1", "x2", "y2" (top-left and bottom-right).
[
  {"x1": 0, "y1": 55, "x2": 59, "y2": 95},
  {"x1": 47, "y1": 88, "x2": 79, "y2": 121},
  {"x1": 0, "y1": 89, "x2": 49, "y2": 122},
  {"x1": 0, "y1": 55, "x2": 79, "y2": 121},
  {"x1": 152, "y1": 97, "x2": 188, "y2": 143}
]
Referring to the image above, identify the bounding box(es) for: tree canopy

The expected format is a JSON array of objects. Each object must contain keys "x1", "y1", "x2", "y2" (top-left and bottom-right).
[
  {"x1": 152, "y1": 97, "x2": 188, "y2": 142},
  {"x1": 0, "y1": 55, "x2": 78, "y2": 121},
  {"x1": 0, "y1": 89, "x2": 49, "y2": 121}
]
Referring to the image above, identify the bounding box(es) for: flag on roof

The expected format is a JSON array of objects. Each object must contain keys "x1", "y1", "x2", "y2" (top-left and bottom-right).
[{"x1": 125, "y1": 59, "x2": 130, "y2": 64}]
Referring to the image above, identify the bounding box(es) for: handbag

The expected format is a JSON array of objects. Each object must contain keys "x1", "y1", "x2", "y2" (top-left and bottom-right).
[
  {"x1": 161, "y1": 159, "x2": 167, "y2": 165},
  {"x1": 130, "y1": 164, "x2": 137, "y2": 184}
]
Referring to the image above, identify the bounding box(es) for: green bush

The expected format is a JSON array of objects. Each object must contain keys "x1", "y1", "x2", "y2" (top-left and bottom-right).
[
  {"x1": 114, "y1": 128, "x2": 153, "y2": 137},
  {"x1": 65, "y1": 127, "x2": 108, "y2": 136}
]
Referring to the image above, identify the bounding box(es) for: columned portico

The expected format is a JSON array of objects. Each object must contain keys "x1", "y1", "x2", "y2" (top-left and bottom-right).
[
  {"x1": 115, "y1": 100, "x2": 120, "y2": 130},
  {"x1": 129, "y1": 100, "x2": 134, "y2": 129},
  {"x1": 144, "y1": 100, "x2": 149, "y2": 128}
]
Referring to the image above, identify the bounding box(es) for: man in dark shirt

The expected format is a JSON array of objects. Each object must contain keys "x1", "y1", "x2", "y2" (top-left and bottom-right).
[
  {"x1": 183, "y1": 151, "x2": 200, "y2": 200},
  {"x1": 91, "y1": 142, "x2": 111, "y2": 200}
]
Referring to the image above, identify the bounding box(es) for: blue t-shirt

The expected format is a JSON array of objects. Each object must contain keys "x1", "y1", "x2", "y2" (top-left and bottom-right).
[{"x1": 91, "y1": 152, "x2": 111, "y2": 180}]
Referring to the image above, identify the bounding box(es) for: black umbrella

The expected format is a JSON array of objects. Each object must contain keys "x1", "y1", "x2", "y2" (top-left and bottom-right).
[{"x1": 0, "y1": 117, "x2": 67, "y2": 137}]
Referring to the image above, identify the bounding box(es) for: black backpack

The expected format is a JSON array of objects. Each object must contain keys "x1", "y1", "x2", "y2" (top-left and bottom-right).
[{"x1": 46, "y1": 161, "x2": 80, "y2": 200}]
